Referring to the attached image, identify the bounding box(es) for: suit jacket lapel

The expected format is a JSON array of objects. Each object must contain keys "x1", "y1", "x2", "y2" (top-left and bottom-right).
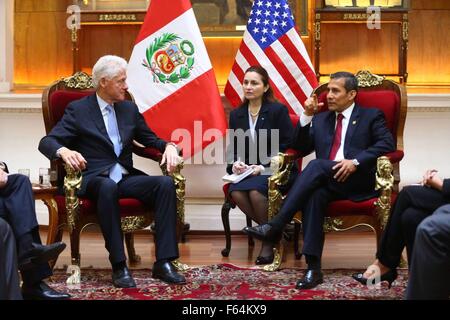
[
  {"x1": 344, "y1": 105, "x2": 360, "y2": 153},
  {"x1": 255, "y1": 103, "x2": 269, "y2": 131},
  {"x1": 113, "y1": 102, "x2": 126, "y2": 145},
  {"x1": 236, "y1": 105, "x2": 250, "y2": 131},
  {"x1": 324, "y1": 111, "x2": 336, "y2": 158},
  {"x1": 88, "y1": 94, "x2": 113, "y2": 146}
]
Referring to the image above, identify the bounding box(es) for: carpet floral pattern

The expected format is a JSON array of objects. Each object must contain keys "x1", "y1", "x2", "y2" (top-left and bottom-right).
[{"x1": 49, "y1": 264, "x2": 407, "y2": 300}]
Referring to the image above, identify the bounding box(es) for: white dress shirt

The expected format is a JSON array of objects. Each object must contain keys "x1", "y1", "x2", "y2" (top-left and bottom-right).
[{"x1": 96, "y1": 94, "x2": 128, "y2": 175}]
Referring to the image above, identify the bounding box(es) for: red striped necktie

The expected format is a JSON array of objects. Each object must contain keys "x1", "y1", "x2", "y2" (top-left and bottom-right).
[{"x1": 329, "y1": 113, "x2": 344, "y2": 160}]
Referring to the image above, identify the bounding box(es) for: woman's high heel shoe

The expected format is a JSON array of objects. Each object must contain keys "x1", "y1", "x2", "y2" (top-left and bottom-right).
[
  {"x1": 352, "y1": 269, "x2": 398, "y2": 289},
  {"x1": 255, "y1": 254, "x2": 274, "y2": 265}
]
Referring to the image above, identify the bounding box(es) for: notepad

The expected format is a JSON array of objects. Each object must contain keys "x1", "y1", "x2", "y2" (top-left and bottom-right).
[{"x1": 222, "y1": 167, "x2": 254, "y2": 184}]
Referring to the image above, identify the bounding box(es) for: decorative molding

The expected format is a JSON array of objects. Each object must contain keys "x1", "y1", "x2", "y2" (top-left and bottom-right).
[
  {"x1": 407, "y1": 107, "x2": 450, "y2": 113},
  {"x1": 0, "y1": 107, "x2": 41, "y2": 113},
  {"x1": 408, "y1": 94, "x2": 450, "y2": 108},
  {"x1": 3, "y1": 93, "x2": 449, "y2": 112}
]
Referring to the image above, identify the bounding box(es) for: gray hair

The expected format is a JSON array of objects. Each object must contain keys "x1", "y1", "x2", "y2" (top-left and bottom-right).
[{"x1": 92, "y1": 55, "x2": 128, "y2": 89}]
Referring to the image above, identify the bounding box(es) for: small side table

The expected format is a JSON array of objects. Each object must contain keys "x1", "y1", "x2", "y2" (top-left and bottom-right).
[{"x1": 32, "y1": 184, "x2": 59, "y2": 245}]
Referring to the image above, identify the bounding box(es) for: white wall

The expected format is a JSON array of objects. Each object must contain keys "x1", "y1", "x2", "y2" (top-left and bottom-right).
[{"x1": 1, "y1": 94, "x2": 450, "y2": 230}]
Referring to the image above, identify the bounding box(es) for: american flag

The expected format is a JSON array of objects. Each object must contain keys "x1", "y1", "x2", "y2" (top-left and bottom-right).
[{"x1": 224, "y1": 0, "x2": 318, "y2": 115}]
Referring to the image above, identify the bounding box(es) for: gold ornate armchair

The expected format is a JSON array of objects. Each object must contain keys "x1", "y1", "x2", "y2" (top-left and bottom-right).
[
  {"x1": 41, "y1": 72, "x2": 187, "y2": 273},
  {"x1": 263, "y1": 70, "x2": 407, "y2": 271}
]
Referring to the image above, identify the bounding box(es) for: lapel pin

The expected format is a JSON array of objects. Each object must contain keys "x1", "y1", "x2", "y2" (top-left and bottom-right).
[{"x1": 352, "y1": 120, "x2": 357, "y2": 125}]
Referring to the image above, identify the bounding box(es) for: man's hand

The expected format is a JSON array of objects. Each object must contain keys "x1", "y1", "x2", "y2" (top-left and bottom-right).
[
  {"x1": 161, "y1": 144, "x2": 180, "y2": 173},
  {"x1": 422, "y1": 169, "x2": 443, "y2": 191},
  {"x1": 332, "y1": 159, "x2": 357, "y2": 182},
  {"x1": 59, "y1": 147, "x2": 87, "y2": 171},
  {"x1": 0, "y1": 168, "x2": 7, "y2": 189},
  {"x1": 304, "y1": 94, "x2": 324, "y2": 116}
]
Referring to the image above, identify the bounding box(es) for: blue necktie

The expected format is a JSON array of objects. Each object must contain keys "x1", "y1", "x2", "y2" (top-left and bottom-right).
[{"x1": 105, "y1": 105, "x2": 122, "y2": 183}]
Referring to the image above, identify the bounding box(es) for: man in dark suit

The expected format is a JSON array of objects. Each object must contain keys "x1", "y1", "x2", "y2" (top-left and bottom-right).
[
  {"x1": 244, "y1": 71, "x2": 395, "y2": 289},
  {"x1": 39, "y1": 55, "x2": 186, "y2": 287},
  {"x1": 406, "y1": 204, "x2": 450, "y2": 300},
  {"x1": 0, "y1": 161, "x2": 69, "y2": 300},
  {"x1": 0, "y1": 218, "x2": 22, "y2": 300}
]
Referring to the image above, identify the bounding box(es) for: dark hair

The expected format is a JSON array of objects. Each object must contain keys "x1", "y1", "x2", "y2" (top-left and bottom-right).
[
  {"x1": 330, "y1": 71, "x2": 358, "y2": 93},
  {"x1": 241, "y1": 65, "x2": 276, "y2": 106}
]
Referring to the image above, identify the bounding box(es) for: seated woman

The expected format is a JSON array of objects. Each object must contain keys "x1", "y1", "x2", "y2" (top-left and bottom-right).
[
  {"x1": 353, "y1": 169, "x2": 450, "y2": 287},
  {"x1": 226, "y1": 66, "x2": 294, "y2": 265}
]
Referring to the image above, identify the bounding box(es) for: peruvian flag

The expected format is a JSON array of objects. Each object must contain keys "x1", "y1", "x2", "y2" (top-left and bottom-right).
[{"x1": 127, "y1": 0, "x2": 227, "y2": 158}]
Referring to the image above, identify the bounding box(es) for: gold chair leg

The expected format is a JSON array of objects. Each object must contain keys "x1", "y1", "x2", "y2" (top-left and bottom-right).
[
  {"x1": 262, "y1": 245, "x2": 283, "y2": 272},
  {"x1": 125, "y1": 233, "x2": 141, "y2": 264},
  {"x1": 66, "y1": 265, "x2": 81, "y2": 285},
  {"x1": 171, "y1": 259, "x2": 189, "y2": 272}
]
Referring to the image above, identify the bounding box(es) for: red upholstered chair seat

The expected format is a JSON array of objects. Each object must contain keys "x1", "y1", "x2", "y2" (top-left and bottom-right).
[
  {"x1": 326, "y1": 193, "x2": 398, "y2": 217},
  {"x1": 54, "y1": 195, "x2": 149, "y2": 219}
]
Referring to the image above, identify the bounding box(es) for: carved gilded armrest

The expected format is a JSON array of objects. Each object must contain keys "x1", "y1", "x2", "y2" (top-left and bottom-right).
[
  {"x1": 267, "y1": 152, "x2": 295, "y2": 220},
  {"x1": 160, "y1": 160, "x2": 186, "y2": 224},
  {"x1": 63, "y1": 164, "x2": 82, "y2": 233},
  {"x1": 374, "y1": 156, "x2": 394, "y2": 229}
]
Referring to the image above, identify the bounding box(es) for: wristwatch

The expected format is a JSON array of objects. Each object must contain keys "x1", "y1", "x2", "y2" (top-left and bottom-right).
[{"x1": 352, "y1": 159, "x2": 360, "y2": 167}]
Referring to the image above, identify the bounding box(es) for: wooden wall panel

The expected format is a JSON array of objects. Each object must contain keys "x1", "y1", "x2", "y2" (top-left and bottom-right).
[
  {"x1": 77, "y1": 25, "x2": 142, "y2": 74},
  {"x1": 15, "y1": 0, "x2": 69, "y2": 12},
  {"x1": 408, "y1": 6, "x2": 450, "y2": 85},
  {"x1": 319, "y1": 23, "x2": 399, "y2": 75},
  {"x1": 12, "y1": 0, "x2": 450, "y2": 90},
  {"x1": 411, "y1": 0, "x2": 450, "y2": 10},
  {"x1": 204, "y1": 37, "x2": 242, "y2": 89},
  {"x1": 14, "y1": 0, "x2": 72, "y2": 87}
]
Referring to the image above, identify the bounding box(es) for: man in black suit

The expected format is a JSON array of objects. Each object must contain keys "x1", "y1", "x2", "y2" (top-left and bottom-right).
[
  {"x1": 39, "y1": 55, "x2": 186, "y2": 287},
  {"x1": 0, "y1": 218, "x2": 22, "y2": 300},
  {"x1": 406, "y1": 204, "x2": 450, "y2": 300},
  {"x1": 0, "y1": 161, "x2": 69, "y2": 300},
  {"x1": 244, "y1": 72, "x2": 395, "y2": 289}
]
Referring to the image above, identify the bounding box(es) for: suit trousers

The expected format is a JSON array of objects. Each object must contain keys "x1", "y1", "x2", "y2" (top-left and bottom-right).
[
  {"x1": 0, "y1": 218, "x2": 22, "y2": 300},
  {"x1": 270, "y1": 159, "x2": 373, "y2": 260},
  {"x1": 85, "y1": 174, "x2": 179, "y2": 265},
  {"x1": 405, "y1": 204, "x2": 450, "y2": 300},
  {"x1": 377, "y1": 185, "x2": 449, "y2": 270},
  {"x1": 0, "y1": 174, "x2": 52, "y2": 286}
]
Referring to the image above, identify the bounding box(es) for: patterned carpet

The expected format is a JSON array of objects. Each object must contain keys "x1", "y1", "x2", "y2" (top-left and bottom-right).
[{"x1": 49, "y1": 264, "x2": 408, "y2": 300}]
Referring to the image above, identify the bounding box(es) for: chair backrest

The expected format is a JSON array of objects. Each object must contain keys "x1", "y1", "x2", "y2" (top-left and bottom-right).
[
  {"x1": 41, "y1": 72, "x2": 96, "y2": 182},
  {"x1": 42, "y1": 72, "x2": 96, "y2": 135},
  {"x1": 313, "y1": 70, "x2": 407, "y2": 151}
]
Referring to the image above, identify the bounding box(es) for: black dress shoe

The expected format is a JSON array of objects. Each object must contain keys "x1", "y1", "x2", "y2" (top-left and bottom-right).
[
  {"x1": 296, "y1": 269, "x2": 324, "y2": 290},
  {"x1": 152, "y1": 261, "x2": 186, "y2": 285},
  {"x1": 112, "y1": 266, "x2": 136, "y2": 288},
  {"x1": 352, "y1": 269, "x2": 398, "y2": 289},
  {"x1": 19, "y1": 242, "x2": 66, "y2": 270},
  {"x1": 243, "y1": 224, "x2": 282, "y2": 243},
  {"x1": 22, "y1": 281, "x2": 71, "y2": 300},
  {"x1": 255, "y1": 254, "x2": 274, "y2": 265}
]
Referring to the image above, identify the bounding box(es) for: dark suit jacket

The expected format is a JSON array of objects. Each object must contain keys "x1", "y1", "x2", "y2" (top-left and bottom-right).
[
  {"x1": 38, "y1": 94, "x2": 168, "y2": 195},
  {"x1": 227, "y1": 101, "x2": 294, "y2": 174},
  {"x1": 292, "y1": 104, "x2": 395, "y2": 199}
]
